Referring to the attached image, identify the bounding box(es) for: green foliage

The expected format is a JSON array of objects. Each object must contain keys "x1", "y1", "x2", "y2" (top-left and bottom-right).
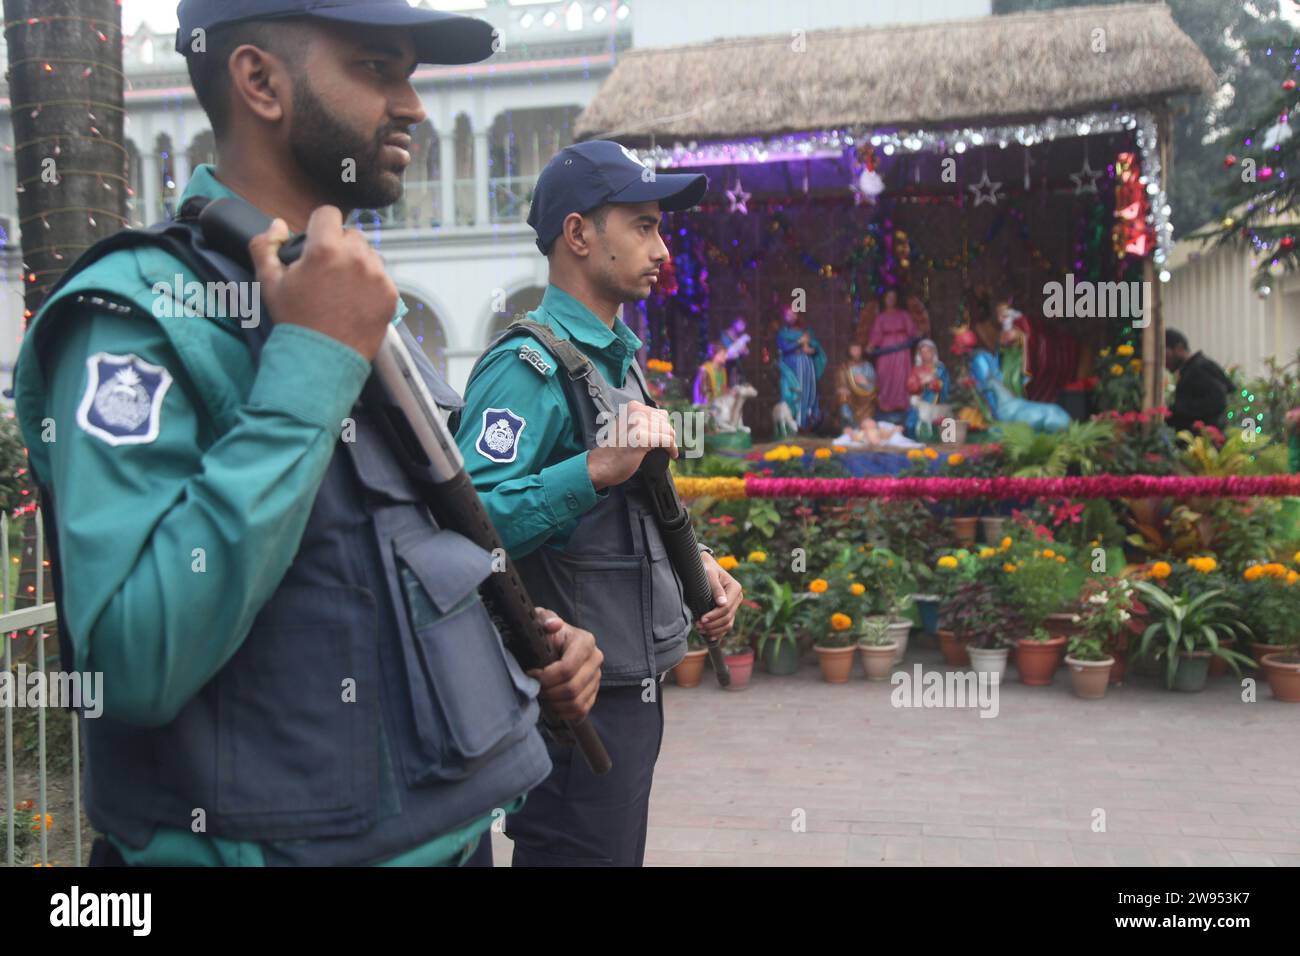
[
  {"x1": 755, "y1": 577, "x2": 811, "y2": 659},
  {"x1": 1177, "y1": 428, "x2": 1287, "y2": 476},
  {"x1": 940, "y1": 580, "x2": 1023, "y2": 649},
  {"x1": 1132, "y1": 582, "x2": 1256, "y2": 687},
  {"x1": 0, "y1": 411, "x2": 34, "y2": 517},
  {"x1": 996, "y1": 420, "x2": 1116, "y2": 477},
  {"x1": 998, "y1": 548, "x2": 1077, "y2": 638}
]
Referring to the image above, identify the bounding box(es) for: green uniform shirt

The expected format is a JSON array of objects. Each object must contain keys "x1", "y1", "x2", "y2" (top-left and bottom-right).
[
  {"x1": 455, "y1": 285, "x2": 643, "y2": 557},
  {"x1": 13, "y1": 165, "x2": 515, "y2": 866}
]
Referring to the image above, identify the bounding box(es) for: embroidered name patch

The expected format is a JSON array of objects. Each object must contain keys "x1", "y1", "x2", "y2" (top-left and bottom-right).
[
  {"x1": 76, "y1": 352, "x2": 173, "y2": 446},
  {"x1": 518, "y1": 345, "x2": 553, "y2": 378},
  {"x1": 476, "y1": 408, "x2": 527, "y2": 464}
]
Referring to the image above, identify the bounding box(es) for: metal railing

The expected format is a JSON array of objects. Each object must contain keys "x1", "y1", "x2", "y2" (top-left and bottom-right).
[{"x1": 2, "y1": 510, "x2": 81, "y2": 867}]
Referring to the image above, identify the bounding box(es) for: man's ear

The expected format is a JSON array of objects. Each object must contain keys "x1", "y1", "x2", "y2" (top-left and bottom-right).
[
  {"x1": 559, "y1": 212, "x2": 592, "y2": 259},
  {"x1": 228, "y1": 44, "x2": 292, "y2": 126}
]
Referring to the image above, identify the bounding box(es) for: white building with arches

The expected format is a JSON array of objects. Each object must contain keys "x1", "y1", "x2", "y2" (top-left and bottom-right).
[{"x1": 1, "y1": 0, "x2": 990, "y2": 393}]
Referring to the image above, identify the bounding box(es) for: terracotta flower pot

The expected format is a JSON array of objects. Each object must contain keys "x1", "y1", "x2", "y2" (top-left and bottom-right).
[
  {"x1": 1015, "y1": 636, "x2": 1067, "y2": 685},
  {"x1": 888, "y1": 619, "x2": 911, "y2": 664},
  {"x1": 857, "y1": 642, "x2": 899, "y2": 681},
  {"x1": 724, "y1": 650, "x2": 755, "y2": 691},
  {"x1": 1252, "y1": 642, "x2": 1290, "y2": 666},
  {"x1": 937, "y1": 628, "x2": 971, "y2": 667},
  {"x1": 672, "y1": 648, "x2": 709, "y2": 688},
  {"x1": 1065, "y1": 655, "x2": 1114, "y2": 699},
  {"x1": 1261, "y1": 652, "x2": 1300, "y2": 702},
  {"x1": 815, "y1": 644, "x2": 856, "y2": 683},
  {"x1": 1207, "y1": 638, "x2": 1237, "y2": 678},
  {"x1": 950, "y1": 516, "x2": 978, "y2": 547},
  {"x1": 1044, "y1": 613, "x2": 1084, "y2": 644},
  {"x1": 968, "y1": 645, "x2": 1010, "y2": 680}
]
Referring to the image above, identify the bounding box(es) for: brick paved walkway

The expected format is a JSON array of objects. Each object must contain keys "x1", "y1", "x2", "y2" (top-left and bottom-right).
[{"x1": 490, "y1": 641, "x2": 1300, "y2": 866}]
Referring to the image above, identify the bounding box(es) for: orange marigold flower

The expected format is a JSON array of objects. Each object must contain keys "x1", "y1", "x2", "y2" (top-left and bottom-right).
[
  {"x1": 830, "y1": 613, "x2": 853, "y2": 631},
  {"x1": 947, "y1": 453, "x2": 965, "y2": 466},
  {"x1": 809, "y1": 579, "x2": 829, "y2": 594},
  {"x1": 850, "y1": 583, "x2": 866, "y2": 596},
  {"x1": 717, "y1": 555, "x2": 739, "y2": 571},
  {"x1": 1149, "y1": 561, "x2": 1172, "y2": 579}
]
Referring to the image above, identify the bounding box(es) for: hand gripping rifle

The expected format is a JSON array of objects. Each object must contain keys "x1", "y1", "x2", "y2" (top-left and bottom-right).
[
  {"x1": 639, "y1": 449, "x2": 731, "y2": 687},
  {"x1": 198, "y1": 197, "x2": 611, "y2": 775}
]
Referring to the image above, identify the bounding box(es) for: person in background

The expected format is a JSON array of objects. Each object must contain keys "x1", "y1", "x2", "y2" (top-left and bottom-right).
[{"x1": 1164, "y1": 328, "x2": 1231, "y2": 434}]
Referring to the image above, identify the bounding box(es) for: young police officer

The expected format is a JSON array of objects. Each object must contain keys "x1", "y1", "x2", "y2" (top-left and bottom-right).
[
  {"x1": 12, "y1": 0, "x2": 601, "y2": 867},
  {"x1": 456, "y1": 141, "x2": 743, "y2": 866}
]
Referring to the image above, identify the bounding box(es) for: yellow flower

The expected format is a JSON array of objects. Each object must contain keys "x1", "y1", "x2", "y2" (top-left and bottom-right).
[
  {"x1": 1003, "y1": 563, "x2": 1017, "y2": 573},
  {"x1": 937, "y1": 555, "x2": 959, "y2": 570},
  {"x1": 907, "y1": 449, "x2": 925, "y2": 461},
  {"x1": 1187, "y1": 556, "x2": 1217, "y2": 574},
  {"x1": 1055, "y1": 555, "x2": 1066, "y2": 564},
  {"x1": 1000, "y1": 537, "x2": 1012, "y2": 551},
  {"x1": 830, "y1": 613, "x2": 853, "y2": 632},
  {"x1": 1110, "y1": 364, "x2": 1125, "y2": 377},
  {"x1": 1288, "y1": 570, "x2": 1299, "y2": 585},
  {"x1": 1129, "y1": 359, "x2": 1142, "y2": 373},
  {"x1": 833, "y1": 446, "x2": 847, "y2": 454},
  {"x1": 1099, "y1": 348, "x2": 1111, "y2": 358},
  {"x1": 809, "y1": 579, "x2": 829, "y2": 594},
  {"x1": 814, "y1": 448, "x2": 832, "y2": 459},
  {"x1": 1116, "y1": 344, "x2": 1135, "y2": 358},
  {"x1": 850, "y1": 583, "x2": 866, "y2": 596},
  {"x1": 30, "y1": 814, "x2": 52, "y2": 832},
  {"x1": 1294, "y1": 551, "x2": 1300, "y2": 565},
  {"x1": 1033, "y1": 549, "x2": 1042, "y2": 559},
  {"x1": 923, "y1": 447, "x2": 939, "y2": 460},
  {"x1": 1042, "y1": 548, "x2": 1055, "y2": 559},
  {"x1": 748, "y1": 550, "x2": 768, "y2": 563},
  {"x1": 1266, "y1": 563, "x2": 1288, "y2": 578},
  {"x1": 717, "y1": 555, "x2": 739, "y2": 572},
  {"x1": 947, "y1": 453, "x2": 965, "y2": 466},
  {"x1": 787, "y1": 446, "x2": 806, "y2": 457},
  {"x1": 1149, "y1": 561, "x2": 1172, "y2": 579},
  {"x1": 979, "y1": 547, "x2": 996, "y2": 559},
  {"x1": 1244, "y1": 565, "x2": 1262, "y2": 582}
]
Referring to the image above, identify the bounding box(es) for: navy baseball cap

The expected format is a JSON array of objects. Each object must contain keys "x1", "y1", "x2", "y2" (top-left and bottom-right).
[
  {"x1": 175, "y1": 0, "x2": 497, "y2": 65},
  {"x1": 528, "y1": 141, "x2": 708, "y2": 255}
]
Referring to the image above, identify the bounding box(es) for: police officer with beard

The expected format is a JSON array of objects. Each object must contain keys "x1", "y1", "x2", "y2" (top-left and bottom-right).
[{"x1": 13, "y1": 0, "x2": 602, "y2": 867}]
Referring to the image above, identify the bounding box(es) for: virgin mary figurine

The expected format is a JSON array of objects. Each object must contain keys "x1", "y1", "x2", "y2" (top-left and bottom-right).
[{"x1": 776, "y1": 305, "x2": 827, "y2": 431}]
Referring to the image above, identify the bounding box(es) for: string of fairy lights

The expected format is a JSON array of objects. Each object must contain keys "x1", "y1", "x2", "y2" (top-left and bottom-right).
[{"x1": 3, "y1": 11, "x2": 130, "y2": 331}]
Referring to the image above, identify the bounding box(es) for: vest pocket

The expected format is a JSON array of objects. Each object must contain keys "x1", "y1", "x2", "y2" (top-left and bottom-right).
[
  {"x1": 640, "y1": 514, "x2": 693, "y2": 644},
  {"x1": 215, "y1": 585, "x2": 379, "y2": 830},
  {"x1": 569, "y1": 554, "x2": 656, "y2": 683},
  {"x1": 393, "y1": 528, "x2": 539, "y2": 785}
]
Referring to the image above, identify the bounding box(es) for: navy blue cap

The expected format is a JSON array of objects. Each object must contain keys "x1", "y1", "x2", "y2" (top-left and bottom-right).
[
  {"x1": 527, "y1": 141, "x2": 708, "y2": 255},
  {"x1": 175, "y1": 0, "x2": 496, "y2": 65}
]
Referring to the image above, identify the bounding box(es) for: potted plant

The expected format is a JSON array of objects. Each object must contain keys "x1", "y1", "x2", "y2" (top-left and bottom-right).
[
  {"x1": 941, "y1": 580, "x2": 1020, "y2": 677},
  {"x1": 999, "y1": 546, "x2": 1074, "y2": 685},
  {"x1": 1065, "y1": 632, "x2": 1113, "y2": 699},
  {"x1": 1237, "y1": 564, "x2": 1296, "y2": 665},
  {"x1": 814, "y1": 610, "x2": 858, "y2": 683},
  {"x1": 1261, "y1": 634, "x2": 1300, "y2": 702},
  {"x1": 1073, "y1": 576, "x2": 1146, "y2": 686},
  {"x1": 1130, "y1": 582, "x2": 1254, "y2": 692},
  {"x1": 721, "y1": 628, "x2": 756, "y2": 691},
  {"x1": 862, "y1": 547, "x2": 916, "y2": 663},
  {"x1": 856, "y1": 614, "x2": 898, "y2": 681},
  {"x1": 757, "y1": 577, "x2": 808, "y2": 676},
  {"x1": 672, "y1": 632, "x2": 711, "y2": 688}
]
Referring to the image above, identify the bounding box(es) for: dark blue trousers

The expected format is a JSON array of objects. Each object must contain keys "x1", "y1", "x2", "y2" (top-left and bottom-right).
[{"x1": 506, "y1": 683, "x2": 665, "y2": 867}]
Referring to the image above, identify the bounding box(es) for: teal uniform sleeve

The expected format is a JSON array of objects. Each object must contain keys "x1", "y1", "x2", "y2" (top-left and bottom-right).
[
  {"x1": 455, "y1": 345, "x2": 598, "y2": 558},
  {"x1": 42, "y1": 308, "x2": 371, "y2": 726}
]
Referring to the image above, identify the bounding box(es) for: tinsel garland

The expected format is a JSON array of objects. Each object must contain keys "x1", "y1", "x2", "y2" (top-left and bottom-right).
[{"x1": 675, "y1": 474, "x2": 1300, "y2": 501}]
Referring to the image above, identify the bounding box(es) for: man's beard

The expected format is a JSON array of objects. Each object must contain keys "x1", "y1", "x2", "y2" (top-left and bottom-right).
[{"x1": 288, "y1": 78, "x2": 406, "y2": 211}]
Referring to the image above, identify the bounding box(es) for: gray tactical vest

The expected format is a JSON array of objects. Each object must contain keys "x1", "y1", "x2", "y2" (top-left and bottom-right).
[
  {"x1": 465, "y1": 320, "x2": 692, "y2": 687},
  {"x1": 27, "y1": 219, "x2": 552, "y2": 865}
]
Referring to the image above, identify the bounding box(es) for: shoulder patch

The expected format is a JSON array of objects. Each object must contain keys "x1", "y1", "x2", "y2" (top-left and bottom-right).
[
  {"x1": 76, "y1": 352, "x2": 173, "y2": 446},
  {"x1": 517, "y1": 344, "x2": 555, "y2": 378},
  {"x1": 476, "y1": 408, "x2": 527, "y2": 464}
]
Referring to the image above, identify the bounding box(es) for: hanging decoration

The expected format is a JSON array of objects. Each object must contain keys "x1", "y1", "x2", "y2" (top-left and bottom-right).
[
  {"x1": 1070, "y1": 157, "x2": 1103, "y2": 195},
  {"x1": 850, "y1": 143, "x2": 885, "y2": 206},
  {"x1": 725, "y1": 179, "x2": 751, "y2": 215},
  {"x1": 1112, "y1": 151, "x2": 1154, "y2": 262},
  {"x1": 968, "y1": 169, "x2": 1003, "y2": 207}
]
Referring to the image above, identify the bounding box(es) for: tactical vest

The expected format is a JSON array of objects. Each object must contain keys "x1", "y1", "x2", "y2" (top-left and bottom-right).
[
  {"x1": 23, "y1": 206, "x2": 552, "y2": 865},
  {"x1": 463, "y1": 321, "x2": 692, "y2": 687}
]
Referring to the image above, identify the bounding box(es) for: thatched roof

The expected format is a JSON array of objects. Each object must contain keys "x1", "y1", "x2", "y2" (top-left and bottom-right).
[{"x1": 575, "y1": 3, "x2": 1216, "y2": 145}]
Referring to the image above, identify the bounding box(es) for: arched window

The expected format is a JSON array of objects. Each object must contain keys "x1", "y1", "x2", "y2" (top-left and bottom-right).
[
  {"x1": 487, "y1": 286, "x2": 547, "y2": 345},
  {"x1": 401, "y1": 292, "x2": 449, "y2": 378},
  {"x1": 488, "y1": 106, "x2": 581, "y2": 223},
  {"x1": 124, "y1": 139, "x2": 145, "y2": 226},
  {"x1": 454, "y1": 114, "x2": 474, "y2": 226},
  {"x1": 155, "y1": 133, "x2": 177, "y2": 218},
  {"x1": 188, "y1": 130, "x2": 216, "y2": 175}
]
